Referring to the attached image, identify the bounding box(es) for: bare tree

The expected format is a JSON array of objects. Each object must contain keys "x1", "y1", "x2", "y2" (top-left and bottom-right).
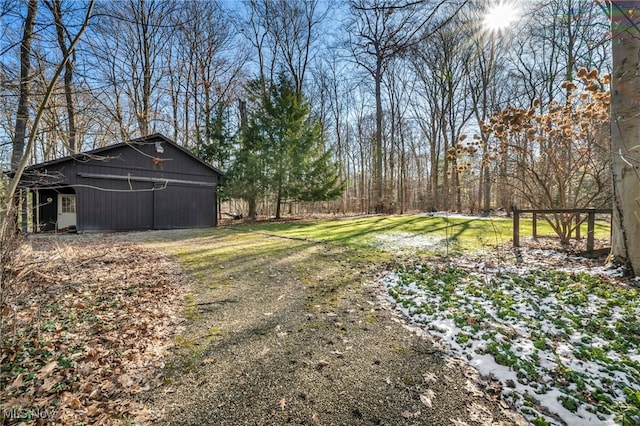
[
  {"x1": 272, "y1": 0, "x2": 328, "y2": 95},
  {"x1": 465, "y1": 25, "x2": 514, "y2": 216},
  {"x1": 6, "y1": 0, "x2": 94, "y2": 205},
  {"x1": 169, "y1": 0, "x2": 246, "y2": 148},
  {"x1": 241, "y1": 0, "x2": 330, "y2": 96},
  {"x1": 411, "y1": 21, "x2": 473, "y2": 212},
  {"x1": 44, "y1": 0, "x2": 78, "y2": 153},
  {"x1": 92, "y1": 0, "x2": 178, "y2": 138},
  {"x1": 384, "y1": 58, "x2": 420, "y2": 213},
  {"x1": 10, "y1": 0, "x2": 37, "y2": 170},
  {"x1": 509, "y1": 0, "x2": 610, "y2": 108},
  {"x1": 608, "y1": 1, "x2": 640, "y2": 275},
  {"x1": 312, "y1": 56, "x2": 350, "y2": 212},
  {"x1": 87, "y1": 30, "x2": 134, "y2": 142},
  {"x1": 346, "y1": 0, "x2": 464, "y2": 213},
  {"x1": 241, "y1": 0, "x2": 279, "y2": 93}
]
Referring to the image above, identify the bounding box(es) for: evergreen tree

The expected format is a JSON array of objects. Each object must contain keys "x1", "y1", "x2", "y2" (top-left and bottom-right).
[
  {"x1": 196, "y1": 101, "x2": 236, "y2": 203},
  {"x1": 196, "y1": 102, "x2": 235, "y2": 171},
  {"x1": 228, "y1": 75, "x2": 343, "y2": 220}
]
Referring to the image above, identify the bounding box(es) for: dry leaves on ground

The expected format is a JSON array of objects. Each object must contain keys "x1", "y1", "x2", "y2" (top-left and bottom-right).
[{"x1": 0, "y1": 236, "x2": 186, "y2": 425}]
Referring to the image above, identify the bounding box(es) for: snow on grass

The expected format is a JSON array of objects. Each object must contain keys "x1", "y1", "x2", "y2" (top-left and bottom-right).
[
  {"x1": 423, "y1": 211, "x2": 497, "y2": 220},
  {"x1": 382, "y1": 265, "x2": 640, "y2": 426},
  {"x1": 372, "y1": 232, "x2": 453, "y2": 254}
]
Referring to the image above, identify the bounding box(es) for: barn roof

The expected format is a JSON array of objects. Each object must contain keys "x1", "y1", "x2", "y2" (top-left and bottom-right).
[{"x1": 23, "y1": 133, "x2": 223, "y2": 175}]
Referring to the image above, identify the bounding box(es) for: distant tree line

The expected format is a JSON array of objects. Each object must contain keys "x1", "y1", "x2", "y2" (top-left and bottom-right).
[
  {"x1": 4, "y1": 0, "x2": 640, "y2": 272},
  {"x1": 1, "y1": 0, "x2": 614, "y2": 215}
]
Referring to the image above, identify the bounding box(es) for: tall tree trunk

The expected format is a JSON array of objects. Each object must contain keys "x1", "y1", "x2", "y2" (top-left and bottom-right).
[
  {"x1": 11, "y1": 0, "x2": 37, "y2": 170},
  {"x1": 49, "y1": 0, "x2": 77, "y2": 153},
  {"x1": 275, "y1": 187, "x2": 282, "y2": 219},
  {"x1": 374, "y1": 59, "x2": 384, "y2": 213},
  {"x1": 609, "y1": 1, "x2": 640, "y2": 275},
  {"x1": 429, "y1": 134, "x2": 439, "y2": 211},
  {"x1": 483, "y1": 162, "x2": 491, "y2": 216},
  {"x1": 248, "y1": 197, "x2": 257, "y2": 221},
  {"x1": 6, "y1": 0, "x2": 94, "y2": 209},
  {"x1": 140, "y1": 0, "x2": 151, "y2": 136}
]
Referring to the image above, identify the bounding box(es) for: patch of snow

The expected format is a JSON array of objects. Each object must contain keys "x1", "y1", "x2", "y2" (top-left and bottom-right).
[
  {"x1": 381, "y1": 258, "x2": 638, "y2": 426},
  {"x1": 372, "y1": 232, "x2": 451, "y2": 253},
  {"x1": 421, "y1": 212, "x2": 497, "y2": 220}
]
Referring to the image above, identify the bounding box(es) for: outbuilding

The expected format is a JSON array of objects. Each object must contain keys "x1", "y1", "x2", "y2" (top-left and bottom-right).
[{"x1": 17, "y1": 133, "x2": 222, "y2": 232}]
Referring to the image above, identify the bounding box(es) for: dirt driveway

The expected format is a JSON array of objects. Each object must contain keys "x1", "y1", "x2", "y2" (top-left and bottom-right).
[{"x1": 130, "y1": 228, "x2": 527, "y2": 425}]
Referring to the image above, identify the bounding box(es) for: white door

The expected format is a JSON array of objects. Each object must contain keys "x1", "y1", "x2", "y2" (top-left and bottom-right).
[{"x1": 57, "y1": 194, "x2": 77, "y2": 229}]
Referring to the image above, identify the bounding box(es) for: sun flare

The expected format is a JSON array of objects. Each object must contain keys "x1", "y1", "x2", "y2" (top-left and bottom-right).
[{"x1": 482, "y1": 1, "x2": 520, "y2": 32}]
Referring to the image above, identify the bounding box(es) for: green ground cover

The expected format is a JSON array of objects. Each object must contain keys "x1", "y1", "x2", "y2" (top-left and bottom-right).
[
  {"x1": 243, "y1": 214, "x2": 610, "y2": 255},
  {"x1": 239, "y1": 214, "x2": 637, "y2": 426},
  {"x1": 384, "y1": 266, "x2": 640, "y2": 426}
]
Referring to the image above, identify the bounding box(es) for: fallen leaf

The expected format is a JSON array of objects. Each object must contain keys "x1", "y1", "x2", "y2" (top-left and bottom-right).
[
  {"x1": 117, "y1": 374, "x2": 134, "y2": 388},
  {"x1": 11, "y1": 373, "x2": 24, "y2": 388},
  {"x1": 37, "y1": 361, "x2": 58, "y2": 378},
  {"x1": 133, "y1": 406, "x2": 153, "y2": 423},
  {"x1": 84, "y1": 402, "x2": 100, "y2": 416},
  {"x1": 201, "y1": 358, "x2": 215, "y2": 365},
  {"x1": 420, "y1": 390, "x2": 435, "y2": 408},
  {"x1": 423, "y1": 372, "x2": 438, "y2": 383},
  {"x1": 279, "y1": 397, "x2": 286, "y2": 411},
  {"x1": 312, "y1": 412, "x2": 320, "y2": 424},
  {"x1": 317, "y1": 359, "x2": 330, "y2": 369},
  {"x1": 69, "y1": 396, "x2": 82, "y2": 410},
  {"x1": 40, "y1": 376, "x2": 58, "y2": 393},
  {"x1": 401, "y1": 410, "x2": 413, "y2": 418},
  {"x1": 465, "y1": 380, "x2": 484, "y2": 397},
  {"x1": 469, "y1": 402, "x2": 493, "y2": 423}
]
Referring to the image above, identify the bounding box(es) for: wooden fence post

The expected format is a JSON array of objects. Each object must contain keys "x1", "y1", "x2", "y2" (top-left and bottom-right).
[
  {"x1": 532, "y1": 212, "x2": 537, "y2": 239},
  {"x1": 513, "y1": 208, "x2": 520, "y2": 248},
  {"x1": 587, "y1": 209, "x2": 595, "y2": 255}
]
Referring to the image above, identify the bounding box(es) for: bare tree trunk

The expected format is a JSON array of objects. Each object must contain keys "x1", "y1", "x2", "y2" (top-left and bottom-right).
[
  {"x1": 483, "y1": 163, "x2": 491, "y2": 216},
  {"x1": 374, "y1": 59, "x2": 384, "y2": 213},
  {"x1": 609, "y1": 1, "x2": 640, "y2": 275},
  {"x1": 11, "y1": 0, "x2": 37, "y2": 170},
  {"x1": 6, "y1": 0, "x2": 94, "y2": 208},
  {"x1": 248, "y1": 197, "x2": 257, "y2": 221},
  {"x1": 48, "y1": 0, "x2": 77, "y2": 153},
  {"x1": 275, "y1": 188, "x2": 282, "y2": 220},
  {"x1": 140, "y1": 0, "x2": 151, "y2": 136}
]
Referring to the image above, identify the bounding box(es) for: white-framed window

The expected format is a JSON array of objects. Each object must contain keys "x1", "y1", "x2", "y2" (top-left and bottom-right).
[{"x1": 61, "y1": 195, "x2": 76, "y2": 213}]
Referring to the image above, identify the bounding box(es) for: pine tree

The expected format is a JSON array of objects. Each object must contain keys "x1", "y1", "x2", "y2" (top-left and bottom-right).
[
  {"x1": 228, "y1": 75, "x2": 343, "y2": 220},
  {"x1": 196, "y1": 101, "x2": 236, "y2": 203}
]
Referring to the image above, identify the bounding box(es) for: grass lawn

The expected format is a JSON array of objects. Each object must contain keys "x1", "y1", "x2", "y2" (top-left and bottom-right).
[
  {"x1": 243, "y1": 213, "x2": 610, "y2": 255},
  {"x1": 238, "y1": 214, "x2": 640, "y2": 426}
]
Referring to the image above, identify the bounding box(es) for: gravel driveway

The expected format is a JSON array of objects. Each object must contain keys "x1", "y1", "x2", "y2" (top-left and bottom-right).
[{"x1": 135, "y1": 228, "x2": 528, "y2": 425}]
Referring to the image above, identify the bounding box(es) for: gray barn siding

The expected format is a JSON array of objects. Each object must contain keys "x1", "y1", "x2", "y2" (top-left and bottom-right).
[
  {"x1": 154, "y1": 184, "x2": 215, "y2": 229},
  {"x1": 20, "y1": 134, "x2": 221, "y2": 232},
  {"x1": 77, "y1": 183, "x2": 155, "y2": 231}
]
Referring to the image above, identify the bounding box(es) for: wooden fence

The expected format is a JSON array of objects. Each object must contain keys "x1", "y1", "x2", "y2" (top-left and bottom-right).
[{"x1": 513, "y1": 208, "x2": 612, "y2": 255}]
